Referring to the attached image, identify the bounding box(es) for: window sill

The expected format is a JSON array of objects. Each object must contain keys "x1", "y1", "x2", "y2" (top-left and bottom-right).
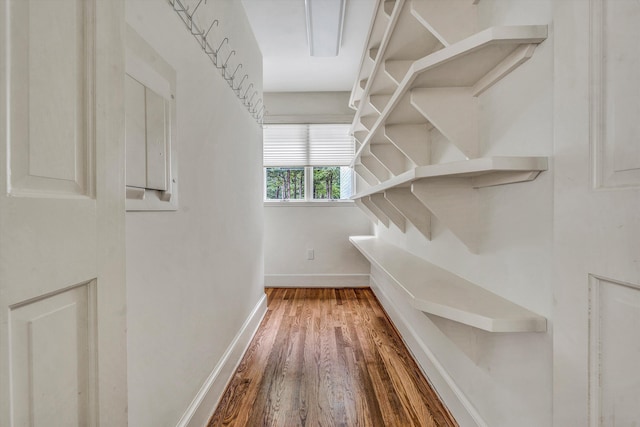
[{"x1": 264, "y1": 200, "x2": 355, "y2": 207}]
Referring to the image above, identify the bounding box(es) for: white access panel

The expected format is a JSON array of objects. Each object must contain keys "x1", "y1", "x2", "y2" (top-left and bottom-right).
[
  {"x1": 125, "y1": 75, "x2": 147, "y2": 189},
  {"x1": 144, "y1": 87, "x2": 167, "y2": 191},
  {"x1": 125, "y1": 25, "x2": 177, "y2": 211}
]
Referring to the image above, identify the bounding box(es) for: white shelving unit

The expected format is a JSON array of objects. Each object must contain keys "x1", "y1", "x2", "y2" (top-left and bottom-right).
[
  {"x1": 354, "y1": 157, "x2": 548, "y2": 248},
  {"x1": 349, "y1": 0, "x2": 549, "y2": 251},
  {"x1": 350, "y1": 236, "x2": 547, "y2": 333},
  {"x1": 352, "y1": 25, "x2": 547, "y2": 163}
]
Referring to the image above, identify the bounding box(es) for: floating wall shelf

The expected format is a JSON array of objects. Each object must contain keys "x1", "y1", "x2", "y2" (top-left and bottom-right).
[
  {"x1": 353, "y1": 156, "x2": 548, "y2": 198},
  {"x1": 351, "y1": 24, "x2": 548, "y2": 165},
  {"x1": 350, "y1": 236, "x2": 547, "y2": 333},
  {"x1": 349, "y1": 0, "x2": 549, "y2": 253},
  {"x1": 352, "y1": 157, "x2": 548, "y2": 251}
]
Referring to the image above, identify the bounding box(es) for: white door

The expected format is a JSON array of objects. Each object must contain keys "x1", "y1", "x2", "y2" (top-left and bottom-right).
[
  {"x1": 0, "y1": 0, "x2": 127, "y2": 426},
  {"x1": 554, "y1": 0, "x2": 640, "y2": 426}
]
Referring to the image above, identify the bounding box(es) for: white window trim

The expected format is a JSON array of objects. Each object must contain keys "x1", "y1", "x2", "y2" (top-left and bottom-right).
[
  {"x1": 263, "y1": 166, "x2": 355, "y2": 205},
  {"x1": 264, "y1": 200, "x2": 355, "y2": 207}
]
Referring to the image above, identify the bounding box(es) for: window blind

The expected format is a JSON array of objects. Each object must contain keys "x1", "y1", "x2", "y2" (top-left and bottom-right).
[{"x1": 263, "y1": 124, "x2": 354, "y2": 167}]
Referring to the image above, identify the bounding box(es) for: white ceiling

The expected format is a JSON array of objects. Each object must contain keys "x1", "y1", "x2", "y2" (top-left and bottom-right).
[{"x1": 241, "y1": 0, "x2": 376, "y2": 93}]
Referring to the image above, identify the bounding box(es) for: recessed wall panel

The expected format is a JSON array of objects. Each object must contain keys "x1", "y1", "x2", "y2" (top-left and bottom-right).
[
  {"x1": 145, "y1": 88, "x2": 168, "y2": 191},
  {"x1": 592, "y1": 0, "x2": 640, "y2": 188},
  {"x1": 125, "y1": 75, "x2": 147, "y2": 189},
  {"x1": 7, "y1": 0, "x2": 93, "y2": 196},
  {"x1": 9, "y1": 282, "x2": 95, "y2": 427},
  {"x1": 589, "y1": 276, "x2": 640, "y2": 426}
]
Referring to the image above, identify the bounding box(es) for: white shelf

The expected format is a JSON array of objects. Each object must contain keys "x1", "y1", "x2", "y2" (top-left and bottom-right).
[
  {"x1": 350, "y1": 236, "x2": 547, "y2": 333},
  {"x1": 349, "y1": 2, "x2": 549, "y2": 253},
  {"x1": 351, "y1": 0, "x2": 445, "y2": 127},
  {"x1": 353, "y1": 157, "x2": 547, "y2": 251},
  {"x1": 352, "y1": 25, "x2": 547, "y2": 165},
  {"x1": 353, "y1": 156, "x2": 548, "y2": 198}
]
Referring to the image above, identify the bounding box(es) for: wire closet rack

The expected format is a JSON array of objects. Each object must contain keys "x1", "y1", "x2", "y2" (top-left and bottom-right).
[{"x1": 168, "y1": 0, "x2": 265, "y2": 123}]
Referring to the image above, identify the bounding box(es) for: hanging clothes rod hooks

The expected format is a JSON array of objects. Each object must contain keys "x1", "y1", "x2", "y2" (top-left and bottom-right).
[
  {"x1": 236, "y1": 74, "x2": 248, "y2": 92},
  {"x1": 247, "y1": 91, "x2": 257, "y2": 107},
  {"x1": 252, "y1": 98, "x2": 263, "y2": 114},
  {"x1": 204, "y1": 19, "x2": 219, "y2": 42},
  {"x1": 227, "y1": 63, "x2": 242, "y2": 82},
  {"x1": 242, "y1": 83, "x2": 254, "y2": 100},
  {"x1": 171, "y1": 0, "x2": 187, "y2": 13},
  {"x1": 168, "y1": 0, "x2": 263, "y2": 124},
  {"x1": 188, "y1": 0, "x2": 206, "y2": 35},
  {"x1": 215, "y1": 37, "x2": 229, "y2": 56},
  {"x1": 190, "y1": 0, "x2": 205, "y2": 17},
  {"x1": 222, "y1": 50, "x2": 235, "y2": 69}
]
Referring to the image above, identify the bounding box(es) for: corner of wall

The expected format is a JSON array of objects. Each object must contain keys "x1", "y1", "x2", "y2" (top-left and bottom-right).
[{"x1": 176, "y1": 294, "x2": 268, "y2": 427}]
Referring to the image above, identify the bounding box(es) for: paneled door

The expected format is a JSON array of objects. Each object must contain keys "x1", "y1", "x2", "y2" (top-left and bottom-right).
[
  {"x1": 0, "y1": 0, "x2": 127, "y2": 426},
  {"x1": 554, "y1": 0, "x2": 640, "y2": 426}
]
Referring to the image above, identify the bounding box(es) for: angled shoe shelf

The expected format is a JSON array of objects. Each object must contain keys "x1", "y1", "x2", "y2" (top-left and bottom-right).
[
  {"x1": 360, "y1": 152, "x2": 391, "y2": 183},
  {"x1": 349, "y1": 0, "x2": 548, "y2": 252},
  {"x1": 370, "y1": 141, "x2": 412, "y2": 176},
  {"x1": 349, "y1": 236, "x2": 547, "y2": 333},
  {"x1": 354, "y1": 198, "x2": 380, "y2": 225},
  {"x1": 354, "y1": 164, "x2": 379, "y2": 186},
  {"x1": 350, "y1": 0, "x2": 447, "y2": 133},
  {"x1": 352, "y1": 25, "x2": 548, "y2": 163},
  {"x1": 354, "y1": 157, "x2": 548, "y2": 198},
  {"x1": 384, "y1": 187, "x2": 431, "y2": 240},
  {"x1": 410, "y1": 0, "x2": 478, "y2": 47},
  {"x1": 351, "y1": 157, "x2": 548, "y2": 252},
  {"x1": 370, "y1": 194, "x2": 406, "y2": 232},
  {"x1": 384, "y1": 123, "x2": 431, "y2": 167},
  {"x1": 360, "y1": 197, "x2": 390, "y2": 228}
]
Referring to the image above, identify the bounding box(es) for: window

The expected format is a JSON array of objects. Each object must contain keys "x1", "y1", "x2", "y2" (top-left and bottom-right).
[
  {"x1": 263, "y1": 124, "x2": 354, "y2": 201},
  {"x1": 313, "y1": 166, "x2": 352, "y2": 199},
  {"x1": 266, "y1": 167, "x2": 305, "y2": 199}
]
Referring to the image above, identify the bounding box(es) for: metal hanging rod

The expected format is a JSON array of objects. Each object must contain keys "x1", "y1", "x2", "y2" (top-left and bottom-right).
[{"x1": 168, "y1": 0, "x2": 264, "y2": 124}]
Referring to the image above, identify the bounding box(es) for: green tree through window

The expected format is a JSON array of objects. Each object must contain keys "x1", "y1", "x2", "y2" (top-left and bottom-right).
[
  {"x1": 265, "y1": 167, "x2": 304, "y2": 199},
  {"x1": 265, "y1": 167, "x2": 353, "y2": 201},
  {"x1": 313, "y1": 167, "x2": 340, "y2": 199}
]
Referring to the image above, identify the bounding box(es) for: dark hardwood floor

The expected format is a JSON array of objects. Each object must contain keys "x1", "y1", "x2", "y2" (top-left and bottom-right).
[{"x1": 208, "y1": 288, "x2": 457, "y2": 427}]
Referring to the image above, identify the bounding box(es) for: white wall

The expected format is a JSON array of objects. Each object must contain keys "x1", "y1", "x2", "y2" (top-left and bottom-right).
[
  {"x1": 368, "y1": 1, "x2": 554, "y2": 426},
  {"x1": 264, "y1": 205, "x2": 372, "y2": 287},
  {"x1": 264, "y1": 91, "x2": 354, "y2": 123},
  {"x1": 125, "y1": 1, "x2": 265, "y2": 426},
  {"x1": 263, "y1": 91, "x2": 372, "y2": 287}
]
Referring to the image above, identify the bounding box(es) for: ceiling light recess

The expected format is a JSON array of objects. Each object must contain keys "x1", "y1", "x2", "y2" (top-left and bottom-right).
[{"x1": 305, "y1": 0, "x2": 346, "y2": 57}]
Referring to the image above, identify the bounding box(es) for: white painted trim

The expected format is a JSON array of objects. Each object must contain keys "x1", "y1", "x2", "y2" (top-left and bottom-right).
[
  {"x1": 264, "y1": 274, "x2": 370, "y2": 287},
  {"x1": 176, "y1": 294, "x2": 268, "y2": 427},
  {"x1": 264, "y1": 200, "x2": 355, "y2": 207},
  {"x1": 370, "y1": 276, "x2": 487, "y2": 427},
  {"x1": 263, "y1": 114, "x2": 353, "y2": 124}
]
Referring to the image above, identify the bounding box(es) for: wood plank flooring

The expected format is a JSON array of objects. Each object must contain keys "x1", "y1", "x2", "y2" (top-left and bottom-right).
[{"x1": 208, "y1": 288, "x2": 457, "y2": 427}]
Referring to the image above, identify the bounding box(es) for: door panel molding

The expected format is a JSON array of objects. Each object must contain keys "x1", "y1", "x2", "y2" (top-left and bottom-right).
[
  {"x1": 591, "y1": 0, "x2": 640, "y2": 189},
  {"x1": 7, "y1": 0, "x2": 95, "y2": 198},
  {"x1": 589, "y1": 275, "x2": 640, "y2": 427},
  {"x1": 9, "y1": 280, "x2": 98, "y2": 427},
  {"x1": 1, "y1": 0, "x2": 127, "y2": 425}
]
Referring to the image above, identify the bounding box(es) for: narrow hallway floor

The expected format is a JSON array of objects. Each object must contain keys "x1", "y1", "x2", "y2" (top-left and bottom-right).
[{"x1": 208, "y1": 288, "x2": 457, "y2": 426}]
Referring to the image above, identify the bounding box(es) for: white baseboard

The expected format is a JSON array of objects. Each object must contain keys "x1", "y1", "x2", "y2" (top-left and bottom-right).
[
  {"x1": 264, "y1": 273, "x2": 370, "y2": 288},
  {"x1": 176, "y1": 294, "x2": 268, "y2": 427},
  {"x1": 370, "y1": 276, "x2": 487, "y2": 427}
]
